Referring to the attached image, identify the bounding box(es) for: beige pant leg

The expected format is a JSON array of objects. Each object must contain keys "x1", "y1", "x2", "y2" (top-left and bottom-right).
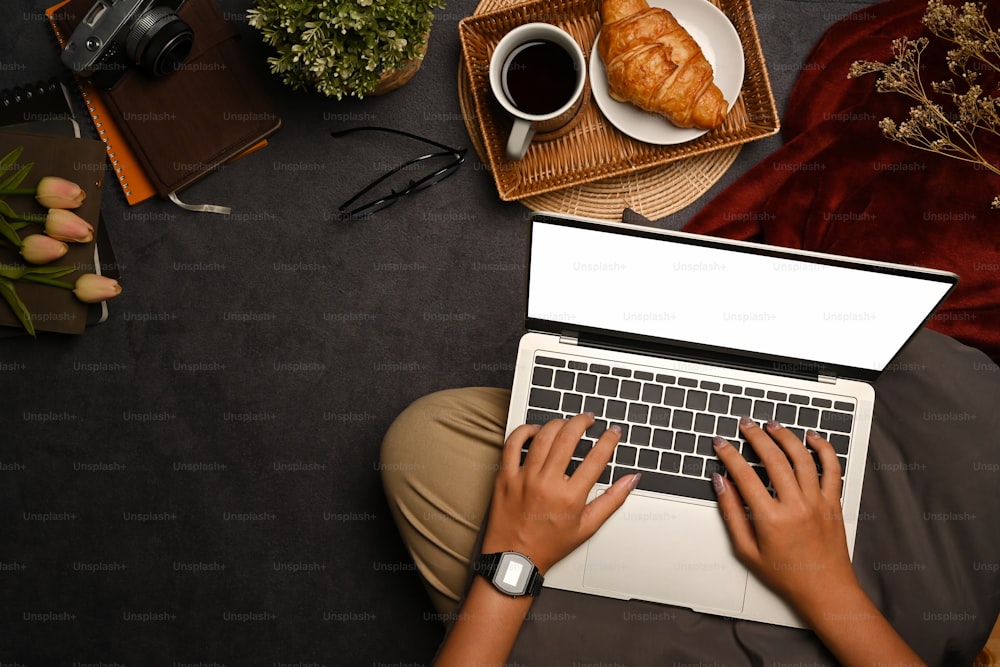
[{"x1": 379, "y1": 386, "x2": 510, "y2": 618}]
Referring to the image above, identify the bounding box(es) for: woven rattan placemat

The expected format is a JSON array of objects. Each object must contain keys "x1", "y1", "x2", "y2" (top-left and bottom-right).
[{"x1": 457, "y1": 0, "x2": 774, "y2": 221}]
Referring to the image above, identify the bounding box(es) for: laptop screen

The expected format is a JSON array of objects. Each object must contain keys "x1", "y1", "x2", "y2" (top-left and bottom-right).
[{"x1": 527, "y1": 216, "x2": 957, "y2": 376}]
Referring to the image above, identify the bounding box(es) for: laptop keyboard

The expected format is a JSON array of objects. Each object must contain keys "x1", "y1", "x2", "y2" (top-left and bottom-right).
[{"x1": 522, "y1": 353, "x2": 854, "y2": 502}]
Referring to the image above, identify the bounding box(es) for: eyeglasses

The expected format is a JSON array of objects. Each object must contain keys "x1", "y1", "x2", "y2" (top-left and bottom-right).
[{"x1": 330, "y1": 126, "x2": 467, "y2": 220}]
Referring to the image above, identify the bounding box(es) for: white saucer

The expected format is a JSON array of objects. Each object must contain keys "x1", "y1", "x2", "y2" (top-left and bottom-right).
[{"x1": 589, "y1": 0, "x2": 745, "y2": 145}]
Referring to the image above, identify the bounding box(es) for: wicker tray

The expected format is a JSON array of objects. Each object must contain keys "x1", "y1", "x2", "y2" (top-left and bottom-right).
[{"x1": 457, "y1": 0, "x2": 779, "y2": 216}]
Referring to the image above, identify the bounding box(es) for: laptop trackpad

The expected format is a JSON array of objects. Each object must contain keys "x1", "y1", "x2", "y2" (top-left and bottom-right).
[{"x1": 582, "y1": 492, "x2": 747, "y2": 614}]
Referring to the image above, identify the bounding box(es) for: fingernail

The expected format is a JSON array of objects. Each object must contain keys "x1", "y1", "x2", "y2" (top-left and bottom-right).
[
  {"x1": 712, "y1": 472, "x2": 726, "y2": 494},
  {"x1": 806, "y1": 429, "x2": 818, "y2": 440},
  {"x1": 739, "y1": 416, "x2": 754, "y2": 426},
  {"x1": 584, "y1": 411, "x2": 596, "y2": 419},
  {"x1": 609, "y1": 424, "x2": 622, "y2": 435},
  {"x1": 712, "y1": 436, "x2": 728, "y2": 449},
  {"x1": 767, "y1": 419, "x2": 781, "y2": 430},
  {"x1": 628, "y1": 473, "x2": 642, "y2": 491}
]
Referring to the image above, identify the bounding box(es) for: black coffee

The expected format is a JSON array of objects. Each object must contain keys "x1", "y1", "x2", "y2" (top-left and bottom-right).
[{"x1": 502, "y1": 40, "x2": 577, "y2": 115}]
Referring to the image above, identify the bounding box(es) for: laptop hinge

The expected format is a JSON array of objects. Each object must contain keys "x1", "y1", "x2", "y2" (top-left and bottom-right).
[
  {"x1": 818, "y1": 374, "x2": 837, "y2": 385},
  {"x1": 559, "y1": 331, "x2": 579, "y2": 345}
]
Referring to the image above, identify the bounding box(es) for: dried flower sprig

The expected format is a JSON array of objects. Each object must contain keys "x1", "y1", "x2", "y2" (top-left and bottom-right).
[{"x1": 848, "y1": 0, "x2": 1000, "y2": 207}]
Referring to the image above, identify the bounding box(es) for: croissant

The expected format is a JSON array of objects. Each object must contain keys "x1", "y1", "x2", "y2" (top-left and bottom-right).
[{"x1": 597, "y1": 0, "x2": 728, "y2": 130}]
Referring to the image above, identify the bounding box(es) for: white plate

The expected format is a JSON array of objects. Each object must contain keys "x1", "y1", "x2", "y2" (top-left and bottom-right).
[{"x1": 589, "y1": 0, "x2": 745, "y2": 145}]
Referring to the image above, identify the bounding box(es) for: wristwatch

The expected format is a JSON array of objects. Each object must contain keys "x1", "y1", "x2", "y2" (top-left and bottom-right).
[{"x1": 474, "y1": 551, "x2": 544, "y2": 597}]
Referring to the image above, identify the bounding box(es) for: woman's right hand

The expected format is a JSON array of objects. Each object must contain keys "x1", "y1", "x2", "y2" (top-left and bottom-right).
[
  {"x1": 710, "y1": 417, "x2": 860, "y2": 617},
  {"x1": 712, "y1": 418, "x2": 926, "y2": 666}
]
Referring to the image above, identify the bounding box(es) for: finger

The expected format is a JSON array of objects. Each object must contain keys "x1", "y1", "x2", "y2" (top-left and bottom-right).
[
  {"x1": 579, "y1": 469, "x2": 639, "y2": 538},
  {"x1": 521, "y1": 417, "x2": 566, "y2": 471},
  {"x1": 570, "y1": 422, "x2": 621, "y2": 491},
  {"x1": 539, "y1": 413, "x2": 595, "y2": 478},
  {"x1": 711, "y1": 471, "x2": 760, "y2": 565},
  {"x1": 712, "y1": 434, "x2": 772, "y2": 508},
  {"x1": 807, "y1": 430, "x2": 844, "y2": 499},
  {"x1": 740, "y1": 417, "x2": 799, "y2": 500},
  {"x1": 765, "y1": 420, "x2": 821, "y2": 493},
  {"x1": 501, "y1": 423, "x2": 542, "y2": 474}
]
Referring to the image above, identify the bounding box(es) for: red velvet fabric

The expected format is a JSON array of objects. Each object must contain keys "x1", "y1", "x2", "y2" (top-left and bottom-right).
[{"x1": 682, "y1": 0, "x2": 1000, "y2": 361}]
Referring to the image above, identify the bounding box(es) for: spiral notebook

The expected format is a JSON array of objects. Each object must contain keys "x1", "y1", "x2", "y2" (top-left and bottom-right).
[{"x1": 46, "y1": 0, "x2": 281, "y2": 211}]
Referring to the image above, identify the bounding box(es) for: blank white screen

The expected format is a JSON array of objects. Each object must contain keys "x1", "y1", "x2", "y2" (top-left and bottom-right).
[{"x1": 527, "y1": 221, "x2": 953, "y2": 372}]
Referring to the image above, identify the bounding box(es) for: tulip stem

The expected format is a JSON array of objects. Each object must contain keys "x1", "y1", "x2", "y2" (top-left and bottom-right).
[
  {"x1": 0, "y1": 188, "x2": 36, "y2": 196},
  {"x1": 20, "y1": 274, "x2": 73, "y2": 290}
]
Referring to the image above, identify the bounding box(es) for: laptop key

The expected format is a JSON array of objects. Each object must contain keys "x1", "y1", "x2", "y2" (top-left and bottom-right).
[
  {"x1": 696, "y1": 436, "x2": 716, "y2": 456},
  {"x1": 599, "y1": 465, "x2": 611, "y2": 485},
  {"x1": 598, "y1": 377, "x2": 619, "y2": 397},
  {"x1": 526, "y1": 409, "x2": 561, "y2": 426},
  {"x1": 671, "y1": 410, "x2": 694, "y2": 430},
  {"x1": 529, "y1": 387, "x2": 561, "y2": 410},
  {"x1": 630, "y1": 426, "x2": 651, "y2": 446},
  {"x1": 753, "y1": 400, "x2": 774, "y2": 421},
  {"x1": 708, "y1": 393, "x2": 729, "y2": 414},
  {"x1": 730, "y1": 397, "x2": 752, "y2": 417},
  {"x1": 576, "y1": 373, "x2": 598, "y2": 393},
  {"x1": 820, "y1": 410, "x2": 854, "y2": 433},
  {"x1": 659, "y1": 452, "x2": 681, "y2": 472},
  {"x1": 652, "y1": 429, "x2": 673, "y2": 449},
  {"x1": 536, "y1": 356, "x2": 567, "y2": 368},
  {"x1": 798, "y1": 407, "x2": 820, "y2": 428},
  {"x1": 775, "y1": 403, "x2": 797, "y2": 425},
  {"x1": 616, "y1": 445, "x2": 638, "y2": 466},
  {"x1": 686, "y1": 390, "x2": 708, "y2": 411},
  {"x1": 789, "y1": 393, "x2": 810, "y2": 405},
  {"x1": 583, "y1": 396, "x2": 605, "y2": 417},
  {"x1": 834, "y1": 401, "x2": 854, "y2": 412},
  {"x1": 554, "y1": 370, "x2": 576, "y2": 390},
  {"x1": 682, "y1": 455, "x2": 705, "y2": 477},
  {"x1": 562, "y1": 393, "x2": 584, "y2": 414},
  {"x1": 829, "y1": 433, "x2": 850, "y2": 455},
  {"x1": 694, "y1": 413, "x2": 715, "y2": 434},
  {"x1": 613, "y1": 466, "x2": 716, "y2": 502},
  {"x1": 532, "y1": 367, "x2": 553, "y2": 387},
  {"x1": 716, "y1": 416, "x2": 738, "y2": 438},
  {"x1": 673, "y1": 431, "x2": 696, "y2": 452},
  {"x1": 586, "y1": 419, "x2": 608, "y2": 438},
  {"x1": 664, "y1": 387, "x2": 686, "y2": 407},
  {"x1": 606, "y1": 400, "x2": 627, "y2": 420},
  {"x1": 642, "y1": 383, "x2": 664, "y2": 404},
  {"x1": 638, "y1": 448, "x2": 659, "y2": 470},
  {"x1": 650, "y1": 406, "x2": 671, "y2": 427},
  {"x1": 627, "y1": 403, "x2": 649, "y2": 424},
  {"x1": 620, "y1": 380, "x2": 641, "y2": 400}
]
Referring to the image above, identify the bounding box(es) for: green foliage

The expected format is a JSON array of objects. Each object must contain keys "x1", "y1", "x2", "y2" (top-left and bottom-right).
[{"x1": 247, "y1": 0, "x2": 444, "y2": 100}]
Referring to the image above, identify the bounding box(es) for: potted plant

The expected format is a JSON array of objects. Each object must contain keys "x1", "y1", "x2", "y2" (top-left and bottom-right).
[{"x1": 248, "y1": 0, "x2": 445, "y2": 100}]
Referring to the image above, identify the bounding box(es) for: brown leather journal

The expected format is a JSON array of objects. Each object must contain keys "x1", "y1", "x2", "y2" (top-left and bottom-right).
[{"x1": 51, "y1": 0, "x2": 281, "y2": 204}]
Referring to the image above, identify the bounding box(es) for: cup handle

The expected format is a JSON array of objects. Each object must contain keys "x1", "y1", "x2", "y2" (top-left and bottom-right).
[{"x1": 506, "y1": 118, "x2": 536, "y2": 160}]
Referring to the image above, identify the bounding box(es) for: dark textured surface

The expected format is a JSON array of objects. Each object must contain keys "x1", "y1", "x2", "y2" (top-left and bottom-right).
[{"x1": 0, "y1": 0, "x2": 874, "y2": 663}]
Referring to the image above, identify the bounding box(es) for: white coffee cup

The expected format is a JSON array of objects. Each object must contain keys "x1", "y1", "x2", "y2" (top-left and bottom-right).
[{"x1": 488, "y1": 23, "x2": 587, "y2": 160}]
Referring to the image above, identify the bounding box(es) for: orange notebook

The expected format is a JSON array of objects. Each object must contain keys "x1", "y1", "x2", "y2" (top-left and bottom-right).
[{"x1": 46, "y1": 0, "x2": 280, "y2": 207}]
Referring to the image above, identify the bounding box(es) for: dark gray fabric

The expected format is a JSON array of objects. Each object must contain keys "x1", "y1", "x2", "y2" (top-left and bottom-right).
[{"x1": 509, "y1": 329, "x2": 1000, "y2": 666}]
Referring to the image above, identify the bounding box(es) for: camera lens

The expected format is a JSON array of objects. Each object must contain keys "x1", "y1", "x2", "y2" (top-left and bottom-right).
[{"x1": 126, "y1": 5, "x2": 193, "y2": 77}]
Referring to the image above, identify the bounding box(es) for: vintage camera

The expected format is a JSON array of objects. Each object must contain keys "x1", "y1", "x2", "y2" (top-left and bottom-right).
[{"x1": 61, "y1": 0, "x2": 194, "y2": 89}]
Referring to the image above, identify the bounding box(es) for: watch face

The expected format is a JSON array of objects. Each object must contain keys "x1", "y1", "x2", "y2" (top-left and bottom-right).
[{"x1": 492, "y1": 552, "x2": 531, "y2": 596}]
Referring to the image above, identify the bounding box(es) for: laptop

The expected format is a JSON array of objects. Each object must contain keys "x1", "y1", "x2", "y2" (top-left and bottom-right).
[{"x1": 505, "y1": 212, "x2": 958, "y2": 628}]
